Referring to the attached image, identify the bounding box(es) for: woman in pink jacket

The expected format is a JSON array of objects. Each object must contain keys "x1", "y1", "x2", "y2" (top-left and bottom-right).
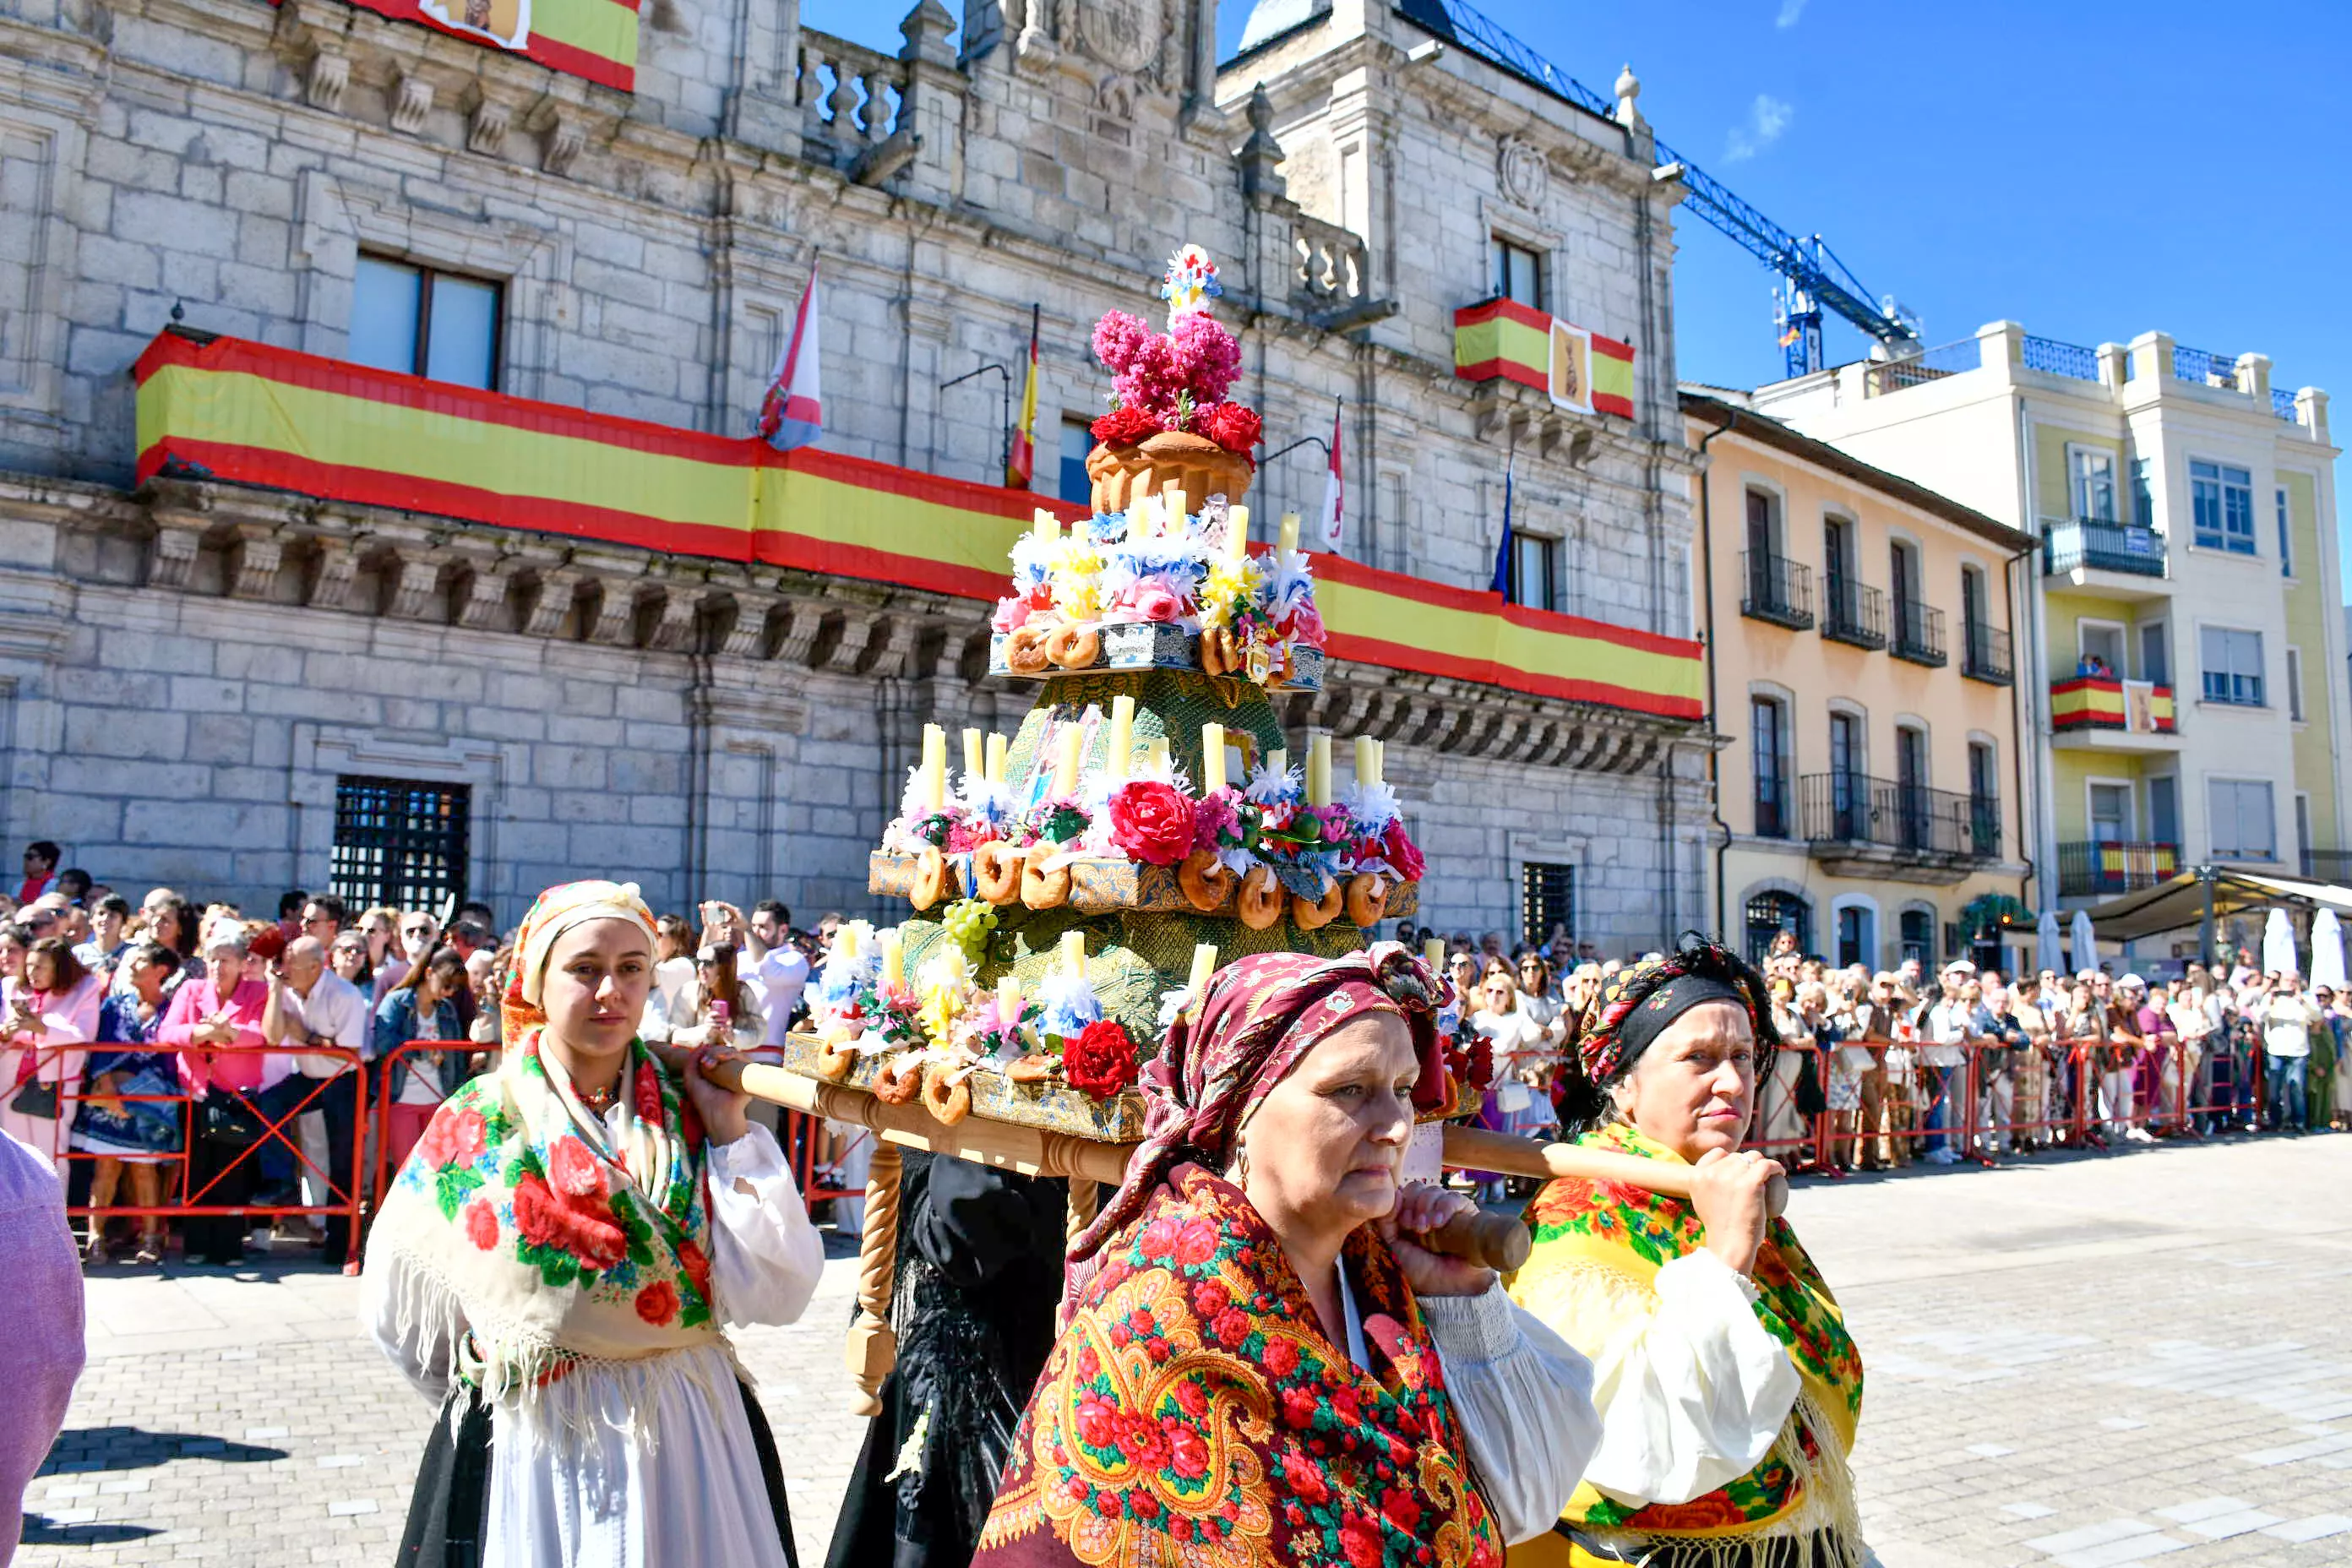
[{"x1": 1, "y1": 936, "x2": 103, "y2": 1174}]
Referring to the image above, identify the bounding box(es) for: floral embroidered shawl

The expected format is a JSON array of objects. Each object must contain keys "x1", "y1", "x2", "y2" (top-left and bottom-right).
[
  {"x1": 365, "y1": 1031, "x2": 726, "y2": 1439},
  {"x1": 974, "y1": 1163, "x2": 1503, "y2": 1568},
  {"x1": 1506, "y1": 1125, "x2": 1865, "y2": 1558}
]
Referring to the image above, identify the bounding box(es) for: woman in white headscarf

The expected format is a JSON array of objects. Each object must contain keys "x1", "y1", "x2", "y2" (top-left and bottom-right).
[{"x1": 362, "y1": 880, "x2": 825, "y2": 1567}]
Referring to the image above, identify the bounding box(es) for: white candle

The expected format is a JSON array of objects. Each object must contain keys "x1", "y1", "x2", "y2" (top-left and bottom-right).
[
  {"x1": 1266, "y1": 747, "x2": 1288, "y2": 781},
  {"x1": 1277, "y1": 513, "x2": 1300, "y2": 555},
  {"x1": 1107, "y1": 694, "x2": 1135, "y2": 783},
  {"x1": 985, "y1": 732, "x2": 1009, "y2": 784},
  {"x1": 997, "y1": 972, "x2": 1021, "y2": 1021},
  {"x1": 1166, "y1": 486, "x2": 1187, "y2": 531},
  {"x1": 923, "y1": 724, "x2": 947, "y2": 811},
  {"x1": 1227, "y1": 504, "x2": 1251, "y2": 560},
  {"x1": 1423, "y1": 938, "x2": 1446, "y2": 973},
  {"x1": 1200, "y1": 722, "x2": 1226, "y2": 793},
  {"x1": 1054, "y1": 722, "x2": 1084, "y2": 798},
  {"x1": 1059, "y1": 929, "x2": 1086, "y2": 978},
  {"x1": 1306, "y1": 731, "x2": 1331, "y2": 808},
  {"x1": 1033, "y1": 508, "x2": 1059, "y2": 542},
  {"x1": 963, "y1": 727, "x2": 985, "y2": 782},
  {"x1": 1354, "y1": 736, "x2": 1378, "y2": 788},
  {"x1": 880, "y1": 928, "x2": 904, "y2": 988}
]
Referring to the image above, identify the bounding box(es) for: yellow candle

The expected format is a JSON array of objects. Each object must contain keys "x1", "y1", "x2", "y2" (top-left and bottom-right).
[
  {"x1": 1143, "y1": 736, "x2": 1170, "y2": 777},
  {"x1": 1054, "y1": 722, "x2": 1084, "y2": 798},
  {"x1": 985, "y1": 732, "x2": 1009, "y2": 784},
  {"x1": 922, "y1": 724, "x2": 948, "y2": 810},
  {"x1": 1033, "y1": 507, "x2": 1059, "y2": 541},
  {"x1": 1277, "y1": 513, "x2": 1300, "y2": 555},
  {"x1": 1372, "y1": 738, "x2": 1386, "y2": 786},
  {"x1": 1423, "y1": 938, "x2": 1446, "y2": 973},
  {"x1": 1266, "y1": 747, "x2": 1288, "y2": 781},
  {"x1": 997, "y1": 972, "x2": 1021, "y2": 1021},
  {"x1": 836, "y1": 923, "x2": 862, "y2": 962},
  {"x1": 880, "y1": 928, "x2": 904, "y2": 988},
  {"x1": 963, "y1": 727, "x2": 985, "y2": 781},
  {"x1": 1200, "y1": 722, "x2": 1227, "y2": 792},
  {"x1": 1227, "y1": 504, "x2": 1251, "y2": 560},
  {"x1": 1165, "y1": 486, "x2": 1187, "y2": 530},
  {"x1": 1354, "y1": 736, "x2": 1378, "y2": 788},
  {"x1": 1306, "y1": 731, "x2": 1331, "y2": 808},
  {"x1": 1059, "y1": 929, "x2": 1086, "y2": 977},
  {"x1": 1107, "y1": 694, "x2": 1135, "y2": 783},
  {"x1": 1187, "y1": 942, "x2": 1217, "y2": 1002}
]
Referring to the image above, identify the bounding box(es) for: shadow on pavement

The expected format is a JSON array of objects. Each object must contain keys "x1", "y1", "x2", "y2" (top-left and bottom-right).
[
  {"x1": 39, "y1": 1425, "x2": 291, "y2": 1475},
  {"x1": 19, "y1": 1515, "x2": 165, "y2": 1545}
]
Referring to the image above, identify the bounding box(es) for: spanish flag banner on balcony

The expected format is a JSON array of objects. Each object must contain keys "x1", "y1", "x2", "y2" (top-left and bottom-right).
[
  {"x1": 291, "y1": 0, "x2": 640, "y2": 91},
  {"x1": 1452, "y1": 297, "x2": 1635, "y2": 419},
  {"x1": 131, "y1": 329, "x2": 1702, "y2": 721}
]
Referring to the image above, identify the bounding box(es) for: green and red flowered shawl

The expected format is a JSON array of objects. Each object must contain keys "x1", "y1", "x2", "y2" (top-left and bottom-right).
[
  {"x1": 365, "y1": 1031, "x2": 727, "y2": 1437},
  {"x1": 1507, "y1": 1125, "x2": 1865, "y2": 1553},
  {"x1": 974, "y1": 1163, "x2": 1504, "y2": 1568}
]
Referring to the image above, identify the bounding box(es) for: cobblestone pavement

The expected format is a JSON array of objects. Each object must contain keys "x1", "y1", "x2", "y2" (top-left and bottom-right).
[{"x1": 15, "y1": 1134, "x2": 2352, "y2": 1567}]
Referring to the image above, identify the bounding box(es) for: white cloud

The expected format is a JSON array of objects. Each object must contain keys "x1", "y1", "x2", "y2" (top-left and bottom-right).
[
  {"x1": 1776, "y1": 0, "x2": 1806, "y2": 27},
  {"x1": 1723, "y1": 94, "x2": 1794, "y2": 163}
]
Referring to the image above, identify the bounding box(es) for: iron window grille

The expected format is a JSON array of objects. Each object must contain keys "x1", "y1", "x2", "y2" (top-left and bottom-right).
[
  {"x1": 330, "y1": 776, "x2": 471, "y2": 913},
  {"x1": 1521, "y1": 862, "x2": 1575, "y2": 950}
]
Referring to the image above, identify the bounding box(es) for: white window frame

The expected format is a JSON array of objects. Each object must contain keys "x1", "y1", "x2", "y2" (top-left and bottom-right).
[
  {"x1": 2188, "y1": 457, "x2": 2257, "y2": 556},
  {"x1": 2199, "y1": 623, "x2": 2267, "y2": 707},
  {"x1": 2086, "y1": 777, "x2": 2136, "y2": 844},
  {"x1": 2077, "y1": 616, "x2": 2127, "y2": 678},
  {"x1": 1490, "y1": 234, "x2": 1545, "y2": 311},
  {"x1": 2208, "y1": 776, "x2": 2277, "y2": 862},
  {"x1": 2068, "y1": 444, "x2": 2117, "y2": 523}
]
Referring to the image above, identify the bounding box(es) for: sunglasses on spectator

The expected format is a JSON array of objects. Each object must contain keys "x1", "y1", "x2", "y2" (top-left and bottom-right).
[{"x1": 402, "y1": 924, "x2": 433, "y2": 937}]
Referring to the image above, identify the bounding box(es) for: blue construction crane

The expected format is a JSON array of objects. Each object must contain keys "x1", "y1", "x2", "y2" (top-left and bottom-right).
[{"x1": 1394, "y1": 0, "x2": 1920, "y2": 378}]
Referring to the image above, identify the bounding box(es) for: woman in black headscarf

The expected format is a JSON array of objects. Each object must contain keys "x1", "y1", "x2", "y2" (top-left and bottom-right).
[{"x1": 825, "y1": 1152, "x2": 1066, "y2": 1568}]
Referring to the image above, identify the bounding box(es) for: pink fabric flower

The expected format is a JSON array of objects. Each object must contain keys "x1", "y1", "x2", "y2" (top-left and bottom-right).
[
  {"x1": 991, "y1": 596, "x2": 1032, "y2": 632},
  {"x1": 1124, "y1": 585, "x2": 1186, "y2": 623},
  {"x1": 1283, "y1": 602, "x2": 1327, "y2": 650},
  {"x1": 1190, "y1": 788, "x2": 1239, "y2": 852},
  {"x1": 1106, "y1": 781, "x2": 1195, "y2": 866},
  {"x1": 1168, "y1": 313, "x2": 1242, "y2": 403}
]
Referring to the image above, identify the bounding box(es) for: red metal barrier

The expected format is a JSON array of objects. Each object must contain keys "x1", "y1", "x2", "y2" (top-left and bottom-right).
[{"x1": 27, "y1": 1044, "x2": 367, "y2": 1271}]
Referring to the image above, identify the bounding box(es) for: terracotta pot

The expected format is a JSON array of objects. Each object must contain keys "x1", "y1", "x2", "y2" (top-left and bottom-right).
[{"x1": 1085, "y1": 429, "x2": 1255, "y2": 515}]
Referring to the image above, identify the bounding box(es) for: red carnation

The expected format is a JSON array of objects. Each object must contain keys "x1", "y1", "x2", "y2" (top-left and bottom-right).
[
  {"x1": 1092, "y1": 406, "x2": 1161, "y2": 446},
  {"x1": 634, "y1": 1061, "x2": 663, "y2": 1123},
  {"x1": 1173, "y1": 1216, "x2": 1219, "y2": 1268},
  {"x1": 1380, "y1": 819, "x2": 1425, "y2": 882},
  {"x1": 634, "y1": 1280, "x2": 679, "y2": 1326},
  {"x1": 462, "y1": 1199, "x2": 499, "y2": 1251},
  {"x1": 1064, "y1": 1019, "x2": 1137, "y2": 1099},
  {"x1": 1198, "y1": 400, "x2": 1262, "y2": 457},
  {"x1": 1212, "y1": 1308, "x2": 1251, "y2": 1348},
  {"x1": 1105, "y1": 780, "x2": 1195, "y2": 867}
]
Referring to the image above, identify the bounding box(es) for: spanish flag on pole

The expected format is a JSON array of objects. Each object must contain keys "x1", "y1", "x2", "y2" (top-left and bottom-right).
[{"x1": 1008, "y1": 303, "x2": 1039, "y2": 489}]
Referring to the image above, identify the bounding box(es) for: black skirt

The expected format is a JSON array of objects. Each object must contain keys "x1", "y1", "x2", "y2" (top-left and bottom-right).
[{"x1": 395, "y1": 1377, "x2": 797, "y2": 1568}]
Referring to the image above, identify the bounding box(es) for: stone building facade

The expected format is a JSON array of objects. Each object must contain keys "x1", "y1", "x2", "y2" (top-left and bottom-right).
[{"x1": 0, "y1": 0, "x2": 1712, "y2": 946}]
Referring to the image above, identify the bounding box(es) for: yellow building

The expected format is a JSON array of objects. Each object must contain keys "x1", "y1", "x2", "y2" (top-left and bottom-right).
[{"x1": 1685, "y1": 392, "x2": 2033, "y2": 968}]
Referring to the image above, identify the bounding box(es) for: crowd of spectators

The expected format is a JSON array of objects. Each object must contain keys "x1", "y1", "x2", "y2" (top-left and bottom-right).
[
  {"x1": 1, "y1": 846, "x2": 2340, "y2": 1271},
  {"x1": 0, "y1": 849, "x2": 831, "y2": 1270}
]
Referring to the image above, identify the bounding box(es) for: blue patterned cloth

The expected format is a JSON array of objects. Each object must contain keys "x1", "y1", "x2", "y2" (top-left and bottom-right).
[{"x1": 68, "y1": 994, "x2": 184, "y2": 1158}]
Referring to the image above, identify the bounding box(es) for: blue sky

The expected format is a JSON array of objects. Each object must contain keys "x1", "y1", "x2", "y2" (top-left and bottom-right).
[{"x1": 803, "y1": 0, "x2": 2352, "y2": 594}]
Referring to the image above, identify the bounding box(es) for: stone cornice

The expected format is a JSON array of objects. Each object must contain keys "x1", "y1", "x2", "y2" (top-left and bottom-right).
[{"x1": 5, "y1": 469, "x2": 1704, "y2": 772}]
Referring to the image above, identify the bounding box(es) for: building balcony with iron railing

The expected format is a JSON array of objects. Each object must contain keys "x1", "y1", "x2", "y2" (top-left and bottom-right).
[
  {"x1": 2050, "y1": 674, "x2": 2180, "y2": 751},
  {"x1": 2057, "y1": 841, "x2": 2179, "y2": 898},
  {"x1": 1962, "y1": 620, "x2": 2012, "y2": 685},
  {"x1": 1891, "y1": 599, "x2": 1946, "y2": 667},
  {"x1": 1819, "y1": 576, "x2": 1886, "y2": 651},
  {"x1": 1798, "y1": 772, "x2": 2001, "y2": 884},
  {"x1": 2043, "y1": 516, "x2": 2168, "y2": 584},
  {"x1": 1740, "y1": 550, "x2": 1813, "y2": 631}
]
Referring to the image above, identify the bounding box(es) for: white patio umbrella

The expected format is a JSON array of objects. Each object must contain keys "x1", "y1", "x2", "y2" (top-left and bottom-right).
[
  {"x1": 2035, "y1": 910, "x2": 2065, "y2": 977},
  {"x1": 2264, "y1": 906, "x2": 2299, "y2": 978},
  {"x1": 2311, "y1": 909, "x2": 2348, "y2": 993},
  {"x1": 2069, "y1": 908, "x2": 2097, "y2": 973}
]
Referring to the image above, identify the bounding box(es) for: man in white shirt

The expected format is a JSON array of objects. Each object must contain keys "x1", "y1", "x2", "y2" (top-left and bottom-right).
[
  {"x1": 747, "y1": 900, "x2": 811, "y2": 1050},
  {"x1": 1920, "y1": 961, "x2": 1979, "y2": 1165},
  {"x1": 2262, "y1": 972, "x2": 2321, "y2": 1135},
  {"x1": 262, "y1": 936, "x2": 368, "y2": 1265}
]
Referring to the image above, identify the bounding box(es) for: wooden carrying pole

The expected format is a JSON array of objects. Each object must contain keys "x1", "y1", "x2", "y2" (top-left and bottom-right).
[{"x1": 719, "y1": 1061, "x2": 1781, "y2": 1410}]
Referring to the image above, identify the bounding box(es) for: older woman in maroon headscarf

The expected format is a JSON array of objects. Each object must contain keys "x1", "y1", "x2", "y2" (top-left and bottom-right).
[{"x1": 973, "y1": 944, "x2": 1599, "y2": 1568}]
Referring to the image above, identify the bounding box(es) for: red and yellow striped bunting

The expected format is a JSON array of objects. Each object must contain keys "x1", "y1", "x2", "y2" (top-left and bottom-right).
[{"x1": 133, "y1": 330, "x2": 1701, "y2": 721}]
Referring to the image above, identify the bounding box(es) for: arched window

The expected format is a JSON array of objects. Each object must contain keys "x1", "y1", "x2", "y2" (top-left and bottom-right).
[
  {"x1": 1898, "y1": 906, "x2": 1935, "y2": 966},
  {"x1": 1745, "y1": 890, "x2": 1812, "y2": 963}
]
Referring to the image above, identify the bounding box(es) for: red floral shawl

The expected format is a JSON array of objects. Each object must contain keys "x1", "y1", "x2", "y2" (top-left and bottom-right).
[{"x1": 974, "y1": 1164, "x2": 1502, "y2": 1568}]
